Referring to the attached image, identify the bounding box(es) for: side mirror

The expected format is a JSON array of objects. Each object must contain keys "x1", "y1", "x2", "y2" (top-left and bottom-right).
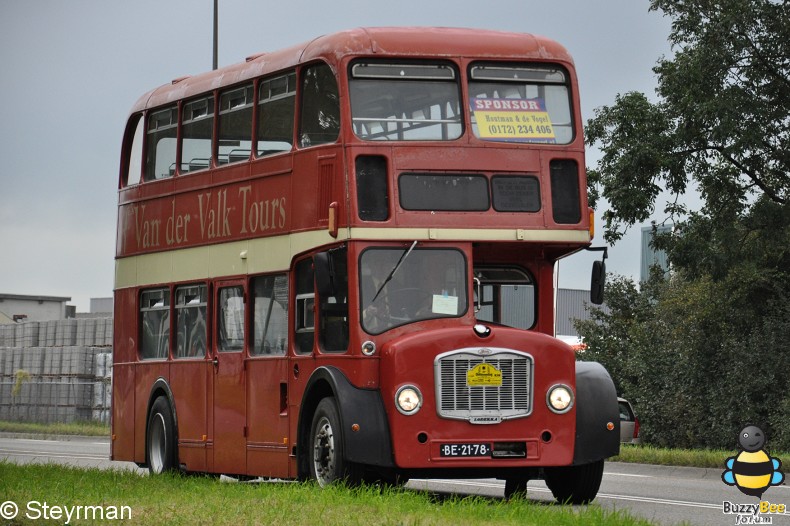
[
  {"x1": 590, "y1": 259, "x2": 606, "y2": 305},
  {"x1": 314, "y1": 252, "x2": 335, "y2": 296}
]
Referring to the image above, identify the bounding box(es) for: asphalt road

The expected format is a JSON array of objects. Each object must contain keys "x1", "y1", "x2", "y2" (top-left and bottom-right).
[{"x1": 1, "y1": 435, "x2": 788, "y2": 526}]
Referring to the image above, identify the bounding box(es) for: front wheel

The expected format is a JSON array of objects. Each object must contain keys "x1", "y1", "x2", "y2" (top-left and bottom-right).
[
  {"x1": 504, "y1": 478, "x2": 529, "y2": 500},
  {"x1": 544, "y1": 459, "x2": 605, "y2": 504},
  {"x1": 147, "y1": 396, "x2": 178, "y2": 474},
  {"x1": 309, "y1": 397, "x2": 354, "y2": 486}
]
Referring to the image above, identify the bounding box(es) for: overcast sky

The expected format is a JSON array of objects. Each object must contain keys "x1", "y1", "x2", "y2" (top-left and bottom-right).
[{"x1": 0, "y1": 1, "x2": 672, "y2": 312}]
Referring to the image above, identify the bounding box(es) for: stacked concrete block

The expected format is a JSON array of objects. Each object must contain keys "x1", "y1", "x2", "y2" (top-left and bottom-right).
[
  {"x1": 95, "y1": 318, "x2": 113, "y2": 347},
  {"x1": 41, "y1": 321, "x2": 57, "y2": 347},
  {"x1": 55, "y1": 319, "x2": 77, "y2": 346},
  {"x1": 0, "y1": 326, "x2": 12, "y2": 346},
  {"x1": 95, "y1": 320, "x2": 106, "y2": 347},
  {"x1": 23, "y1": 323, "x2": 40, "y2": 347},
  {"x1": 0, "y1": 317, "x2": 114, "y2": 423},
  {"x1": 21, "y1": 347, "x2": 44, "y2": 376},
  {"x1": 0, "y1": 375, "x2": 10, "y2": 420},
  {"x1": 67, "y1": 347, "x2": 95, "y2": 377},
  {"x1": 0, "y1": 346, "x2": 112, "y2": 424},
  {"x1": 76, "y1": 319, "x2": 94, "y2": 346},
  {"x1": 92, "y1": 350, "x2": 112, "y2": 423},
  {"x1": 13, "y1": 324, "x2": 23, "y2": 347}
]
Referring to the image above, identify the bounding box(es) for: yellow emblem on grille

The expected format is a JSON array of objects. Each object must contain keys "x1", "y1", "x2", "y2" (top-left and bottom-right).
[{"x1": 466, "y1": 363, "x2": 503, "y2": 387}]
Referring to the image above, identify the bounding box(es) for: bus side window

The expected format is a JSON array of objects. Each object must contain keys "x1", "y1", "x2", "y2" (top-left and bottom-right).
[
  {"x1": 218, "y1": 286, "x2": 245, "y2": 351},
  {"x1": 175, "y1": 284, "x2": 207, "y2": 358},
  {"x1": 251, "y1": 274, "x2": 289, "y2": 356},
  {"x1": 217, "y1": 84, "x2": 253, "y2": 165},
  {"x1": 294, "y1": 258, "x2": 315, "y2": 354},
  {"x1": 258, "y1": 72, "x2": 296, "y2": 156},
  {"x1": 140, "y1": 288, "x2": 170, "y2": 359},
  {"x1": 299, "y1": 63, "x2": 340, "y2": 148},
  {"x1": 145, "y1": 106, "x2": 177, "y2": 181},
  {"x1": 317, "y1": 248, "x2": 349, "y2": 353},
  {"x1": 181, "y1": 96, "x2": 215, "y2": 174},
  {"x1": 122, "y1": 115, "x2": 144, "y2": 187}
]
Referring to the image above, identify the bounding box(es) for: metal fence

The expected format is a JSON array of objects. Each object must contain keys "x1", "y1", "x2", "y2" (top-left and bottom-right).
[{"x1": 0, "y1": 319, "x2": 112, "y2": 424}]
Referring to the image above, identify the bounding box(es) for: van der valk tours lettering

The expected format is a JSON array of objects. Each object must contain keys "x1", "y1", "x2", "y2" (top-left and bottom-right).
[{"x1": 131, "y1": 184, "x2": 287, "y2": 249}]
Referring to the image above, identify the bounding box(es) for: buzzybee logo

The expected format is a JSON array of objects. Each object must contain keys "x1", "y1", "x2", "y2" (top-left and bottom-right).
[
  {"x1": 722, "y1": 425, "x2": 784, "y2": 499},
  {"x1": 721, "y1": 425, "x2": 786, "y2": 524}
]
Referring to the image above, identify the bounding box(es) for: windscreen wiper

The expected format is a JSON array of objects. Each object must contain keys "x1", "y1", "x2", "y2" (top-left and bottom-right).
[{"x1": 370, "y1": 240, "x2": 418, "y2": 303}]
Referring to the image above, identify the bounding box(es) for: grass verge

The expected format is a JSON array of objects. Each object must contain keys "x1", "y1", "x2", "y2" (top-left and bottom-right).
[
  {"x1": 0, "y1": 461, "x2": 656, "y2": 526},
  {"x1": 613, "y1": 443, "x2": 790, "y2": 470},
  {"x1": 0, "y1": 420, "x2": 109, "y2": 437}
]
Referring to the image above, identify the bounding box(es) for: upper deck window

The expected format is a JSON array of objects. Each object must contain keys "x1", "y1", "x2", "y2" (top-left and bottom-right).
[
  {"x1": 349, "y1": 62, "x2": 462, "y2": 141},
  {"x1": 145, "y1": 107, "x2": 177, "y2": 181},
  {"x1": 122, "y1": 115, "x2": 144, "y2": 186},
  {"x1": 218, "y1": 84, "x2": 253, "y2": 165},
  {"x1": 258, "y1": 72, "x2": 296, "y2": 156},
  {"x1": 181, "y1": 96, "x2": 215, "y2": 173},
  {"x1": 469, "y1": 64, "x2": 573, "y2": 145},
  {"x1": 299, "y1": 63, "x2": 339, "y2": 148}
]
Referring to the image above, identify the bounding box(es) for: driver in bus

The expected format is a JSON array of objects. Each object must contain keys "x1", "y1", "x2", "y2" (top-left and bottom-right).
[{"x1": 414, "y1": 256, "x2": 458, "y2": 318}]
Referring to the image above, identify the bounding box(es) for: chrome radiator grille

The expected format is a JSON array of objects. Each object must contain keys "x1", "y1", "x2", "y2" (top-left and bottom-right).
[{"x1": 435, "y1": 348, "x2": 533, "y2": 422}]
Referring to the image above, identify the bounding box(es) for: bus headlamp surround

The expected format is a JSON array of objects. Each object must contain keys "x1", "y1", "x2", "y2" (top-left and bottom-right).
[
  {"x1": 546, "y1": 384, "x2": 574, "y2": 414},
  {"x1": 395, "y1": 385, "x2": 423, "y2": 415}
]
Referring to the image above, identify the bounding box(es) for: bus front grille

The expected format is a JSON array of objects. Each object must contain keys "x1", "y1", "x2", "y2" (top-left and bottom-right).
[{"x1": 435, "y1": 349, "x2": 533, "y2": 422}]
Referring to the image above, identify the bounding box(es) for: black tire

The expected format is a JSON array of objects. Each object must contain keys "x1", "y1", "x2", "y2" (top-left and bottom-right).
[
  {"x1": 309, "y1": 397, "x2": 354, "y2": 486},
  {"x1": 504, "y1": 478, "x2": 529, "y2": 500},
  {"x1": 147, "y1": 396, "x2": 178, "y2": 474},
  {"x1": 544, "y1": 459, "x2": 605, "y2": 504}
]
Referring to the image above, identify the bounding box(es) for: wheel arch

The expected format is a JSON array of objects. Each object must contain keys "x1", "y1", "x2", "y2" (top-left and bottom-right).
[
  {"x1": 573, "y1": 361, "x2": 620, "y2": 465},
  {"x1": 296, "y1": 366, "x2": 393, "y2": 479}
]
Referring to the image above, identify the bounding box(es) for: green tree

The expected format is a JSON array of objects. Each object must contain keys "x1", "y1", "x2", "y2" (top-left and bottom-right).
[
  {"x1": 586, "y1": 0, "x2": 790, "y2": 245},
  {"x1": 581, "y1": 0, "x2": 790, "y2": 450},
  {"x1": 578, "y1": 266, "x2": 790, "y2": 450}
]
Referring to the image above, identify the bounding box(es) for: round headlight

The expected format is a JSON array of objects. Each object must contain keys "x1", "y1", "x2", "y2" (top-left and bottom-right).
[
  {"x1": 547, "y1": 384, "x2": 574, "y2": 414},
  {"x1": 395, "y1": 385, "x2": 422, "y2": 415}
]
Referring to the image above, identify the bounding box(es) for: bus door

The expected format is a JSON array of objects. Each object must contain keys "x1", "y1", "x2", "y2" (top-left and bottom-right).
[
  {"x1": 212, "y1": 281, "x2": 247, "y2": 474},
  {"x1": 246, "y1": 274, "x2": 291, "y2": 477}
]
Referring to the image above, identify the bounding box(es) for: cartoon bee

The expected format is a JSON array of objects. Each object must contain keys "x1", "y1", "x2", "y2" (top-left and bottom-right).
[{"x1": 722, "y1": 425, "x2": 785, "y2": 498}]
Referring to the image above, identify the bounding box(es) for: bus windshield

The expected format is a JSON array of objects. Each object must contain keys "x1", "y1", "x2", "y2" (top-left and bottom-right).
[
  {"x1": 349, "y1": 62, "x2": 462, "y2": 141},
  {"x1": 360, "y1": 248, "x2": 467, "y2": 333}
]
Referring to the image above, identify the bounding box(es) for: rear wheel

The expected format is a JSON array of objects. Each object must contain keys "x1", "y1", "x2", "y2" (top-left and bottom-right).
[
  {"x1": 147, "y1": 396, "x2": 178, "y2": 474},
  {"x1": 309, "y1": 397, "x2": 354, "y2": 486},
  {"x1": 544, "y1": 459, "x2": 605, "y2": 504}
]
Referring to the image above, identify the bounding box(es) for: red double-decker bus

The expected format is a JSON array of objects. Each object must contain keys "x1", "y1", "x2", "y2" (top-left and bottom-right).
[{"x1": 112, "y1": 27, "x2": 618, "y2": 503}]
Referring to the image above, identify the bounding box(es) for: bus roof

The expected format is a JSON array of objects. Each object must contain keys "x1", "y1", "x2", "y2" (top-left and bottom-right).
[{"x1": 131, "y1": 27, "x2": 573, "y2": 113}]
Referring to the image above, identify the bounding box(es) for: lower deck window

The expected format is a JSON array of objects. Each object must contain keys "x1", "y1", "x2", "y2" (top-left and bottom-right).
[
  {"x1": 175, "y1": 285, "x2": 207, "y2": 358},
  {"x1": 252, "y1": 275, "x2": 289, "y2": 356},
  {"x1": 140, "y1": 289, "x2": 170, "y2": 359},
  {"x1": 218, "y1": 287, "x2": 245, "y2": 351}
]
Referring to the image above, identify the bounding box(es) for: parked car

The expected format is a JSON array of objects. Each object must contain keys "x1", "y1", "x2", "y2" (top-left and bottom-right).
[{"x1": 618, "y1": 397, "x2": 641, "y2": 444}]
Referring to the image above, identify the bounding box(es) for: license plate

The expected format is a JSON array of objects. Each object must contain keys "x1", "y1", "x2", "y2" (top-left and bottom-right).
[{"x1": 440, "y1": 443, "x2": 492, "y2": 457}]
